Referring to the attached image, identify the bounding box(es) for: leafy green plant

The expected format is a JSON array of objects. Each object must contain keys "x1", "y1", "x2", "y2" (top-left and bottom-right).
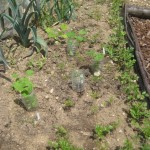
[
  {"x1": 12, "y1": 70, "x2": 38, "y2": 110},
  {"x1": 87, "y1": 50, "x2": 104, "y2": 63},
  {"x1": 48, "y1": 125, "x2": 83, "y2": 150},
  {"x1": 129, "y1": 102, "x2": 150, "y2": 123},
  {"x1": 66, "y1": 29, "x2": 87, "y2": 42},
  {"x1": 119, "y1": 139, "x2": 133, "y2": 150},
  {"x1": 140, "y1": 119, "x2": 150, "y2": 140},
  {"x1": 141, "y1": 144, "x2": 150, "y2": 150},
  {"x1": 12, "y1": 70, "x2": 34, "y2": 96},
  {"x1": 45, "y1": 24, "x2": 87, "y2": 43},
  {"x1": 86, "y1": 50, "x2": 104, "y2": 72},
  {"x1": 107, "y1": 0, "x2": 150, "y2": 147},
  {"x1": 48, "y1": 138, "x2": 83, "y2": 150},
  {"x1": 45, "y1": 23, "x2": 68, "y2": 41},
  {"x1": 94, "y1": 122, "x2": 117, "y2": 140},
  {"x1": 0, "y1": 0, "x2": 47, "y2": 55}
]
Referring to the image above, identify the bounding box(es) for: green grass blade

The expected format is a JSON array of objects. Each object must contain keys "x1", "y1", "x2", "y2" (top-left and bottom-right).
[
  {"x1": 22, "y1": 0, "x2": 34, "y2": 24},
  {"x1": 0, "y1": 47, "x2": 10, "y2": 69}
]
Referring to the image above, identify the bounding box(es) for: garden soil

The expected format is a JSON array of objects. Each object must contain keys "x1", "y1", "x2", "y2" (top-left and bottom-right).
[
  {"x1": 0, "y1": 0, "x2": 149, "y2": 150},
  {"x1": 131, "y1": 17, "x2": 150, "y2": 81}
]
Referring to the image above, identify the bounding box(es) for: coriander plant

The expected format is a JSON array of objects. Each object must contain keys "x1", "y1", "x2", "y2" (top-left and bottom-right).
[{"x1": 94, "y1": 122, "x2": 117, "y2": 140}]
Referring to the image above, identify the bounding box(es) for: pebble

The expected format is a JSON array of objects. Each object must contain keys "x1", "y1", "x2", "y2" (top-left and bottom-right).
[
  {"x1": 45, "y1": 95, "x2": 49, "y2": 99},
  {"x1": 94, "y1": 71, "x2": 101, "y2": 76},
  {"x1": 50, "y1": 88, "x2": 54, "y2": 93}
]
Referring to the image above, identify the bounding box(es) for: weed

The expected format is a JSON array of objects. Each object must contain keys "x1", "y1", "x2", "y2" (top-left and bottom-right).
[
  {"x1": 119, "y1": 139, "x2": 133, "y2": 150},
  {"x1": 27, "y1": 57, "x2": 46, "y2": 70},
  {"x1": 64, "y1": 99, "x2": 75, "y2": 109},
  {"x1": 56, "y1": 126, "x2": 68, "y2": 138},
  {"x1": 91, "y1": 75, "x2": 102, "y2": 84},
  {"x1": 102, "y1": 97, "x2": 114, "y2": 107},
  {"x1": 94, "y1": 122, "x2": 117, "y2": 140},
  {"x1": 57, "y1": 62, "x2": 66, "y2": 71},
  {"x1": 90, "y1": 91, "x2": 99, "y2": 99},
  {"x1": 88, "y1": 8, "x2": 102, "y2": 21},
  {"x1": 90, "y1": 105, "x2": 99, "y2": 114}
]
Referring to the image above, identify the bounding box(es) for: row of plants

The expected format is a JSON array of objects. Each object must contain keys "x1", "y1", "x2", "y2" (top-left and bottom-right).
[
  {"x1": 2, "y1": 0, "x2": 149, "y2": 149},
  {"x1": 106, "y1": 0, "x2": 150, "y2": 149},
  {"x1": 0, "y1": 0, "x2": 77, "y2": 110},
  {"x1": 0, "y1": 0, "x2": 75, "y2": 66},
  {"x1": 0, "y1": 0, "x2": 105, "y2": 112}
]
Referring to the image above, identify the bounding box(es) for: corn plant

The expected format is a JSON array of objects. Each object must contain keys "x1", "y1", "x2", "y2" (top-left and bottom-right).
[{"x1": 0, "y1": 0, "x2": 47, "y2": 55}]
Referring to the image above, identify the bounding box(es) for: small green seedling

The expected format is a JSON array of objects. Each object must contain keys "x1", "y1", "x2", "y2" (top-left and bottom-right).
[
  {"x1": 45, "y1": 23, "x2": 69, "y2": 41},
  {"x1": 48, "y1": 138, "x2": 83, "y2": 150},
  {"x1": 91, "y1": 105, "x2": 99, "y2": 114},
  {"x1": 86, "y1": 50, "x2": 104, "y2": 73},
  {"x1": 90, "y1": 91, "x2": 99, "y2": 99},
  {"x1": 12, "y1": 70, "x2": 34, "y2": 96},
  {"x1": 27, "y1": 57, "x2": 46, "y2": 70},
  {"x1": 94, "y1": 122, "x2": 117, "y2": 140},
  {"x1": 56, "y1": 126, "x2": 68, "y2": 138},
  {"x1": 119, "y1": 139, "x2": 133, "y2": 150},
  {"x1": 48, "y1": 124, "x2": 83, "y2": 150},
  {"x1": 12, "y1": 70, "x2": 38, "y2": 110},
  {"x1": 66, "y1": 29, "x2": 87, "y2": 42},
  {"x1": 64, "y1": 99, "x2": 75, "y2": 110}
]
